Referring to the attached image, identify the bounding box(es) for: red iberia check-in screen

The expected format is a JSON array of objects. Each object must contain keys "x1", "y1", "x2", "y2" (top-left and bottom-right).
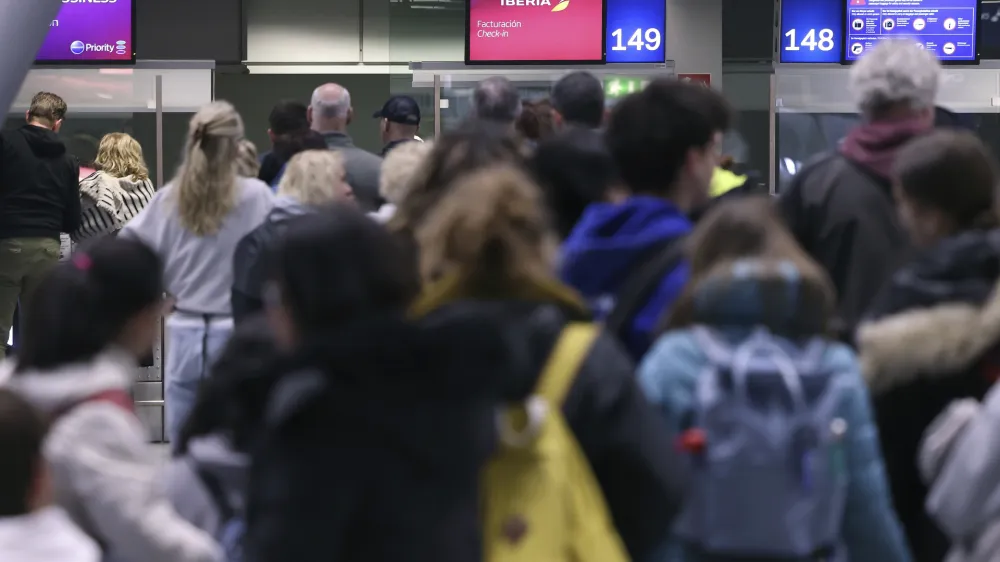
[{"x1": 466, "y1": 0, "x2": 604, "y2": 63}]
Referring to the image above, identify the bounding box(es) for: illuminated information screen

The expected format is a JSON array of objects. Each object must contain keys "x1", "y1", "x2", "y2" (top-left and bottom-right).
[
  {"x1": 780, "y1": 0, "x2": 842, "y2": 63},
  {"x1": 38, "y1": 0, "x2": 134, "y2": 64},
  {"x1": 605, "y1": 0, "x2": 665, "y2": 63},
  {"x1": 845, "y1": 0, "x2": 978, "y2": 62},
  {"x1": 466, "y1": 0, "x2": 604, "y2": 63}
]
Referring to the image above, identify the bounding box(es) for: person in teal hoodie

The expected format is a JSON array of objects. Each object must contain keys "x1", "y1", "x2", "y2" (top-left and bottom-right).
[
  {"x1": 638, "y1": 197, "x2": 911, "y2": 562},
  {"x1": 560, "y1": 78, "x2": 730, "y2": 360}
]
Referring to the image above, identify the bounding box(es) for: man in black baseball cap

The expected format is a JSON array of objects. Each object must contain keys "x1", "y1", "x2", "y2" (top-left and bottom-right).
[{"x1": 373, "y1": 95, "x2": 421, "y2": 156}]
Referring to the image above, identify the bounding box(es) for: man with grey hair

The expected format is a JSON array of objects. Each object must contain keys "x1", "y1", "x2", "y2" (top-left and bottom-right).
[
  {"x1": 308, "y1": 83, "x2": 383, "y2": 211},
  {"x1": 779, "y1": 39, "x2": 941, "y2": 339},
  {"x1": 473, "y1": 76, "x2": 521, "y2": 126}
]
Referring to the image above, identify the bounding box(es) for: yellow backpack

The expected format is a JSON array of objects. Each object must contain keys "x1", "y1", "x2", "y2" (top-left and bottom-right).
[{"x1": 482, "y1": 323, "x2": 630, "y2": 562}]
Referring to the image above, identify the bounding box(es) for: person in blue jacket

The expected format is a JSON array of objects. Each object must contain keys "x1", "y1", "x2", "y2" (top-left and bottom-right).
[
  {"x1": 637, "y1": 197, "x2": 911, "y2": 562},
  {"x1": 560, "y1": 78, "x2": 730, "y2": 360}
]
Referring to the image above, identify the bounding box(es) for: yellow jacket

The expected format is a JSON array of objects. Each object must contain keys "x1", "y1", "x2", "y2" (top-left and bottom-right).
[{"x1": 710, "y1": 167, "x2": 747, "y2": 198}]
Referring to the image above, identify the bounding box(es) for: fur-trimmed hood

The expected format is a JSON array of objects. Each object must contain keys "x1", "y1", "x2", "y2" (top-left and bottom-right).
[
  {"x1": 858, "y1": 230, "x2": 1000, "y2": 394},
  {"x1": 858, "y1": 283, "x2": 1000, "y2": 393}
]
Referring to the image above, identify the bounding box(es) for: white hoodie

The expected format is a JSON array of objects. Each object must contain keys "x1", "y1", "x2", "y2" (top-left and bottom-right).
[
  {"x1": 0, "y1": 506, "x2": 100, "y2": 562},
  {"x1": 1, "y1": 350, "x2": 222, "y2": 562}
]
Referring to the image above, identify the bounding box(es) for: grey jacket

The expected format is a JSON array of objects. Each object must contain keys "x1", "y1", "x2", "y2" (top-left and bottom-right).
[
  {"x1": 322, "y1": 131, "x2": 382, "y2": 212},
  {"x1": 0, "y1": 351, "x2": 222, "y2": 562},
  {"x1": 164, "y1": 434, "x2": 249, "y2": 539},
  {"x1": 921, "y1": 388, "x2": 1000, "y2": 562}
]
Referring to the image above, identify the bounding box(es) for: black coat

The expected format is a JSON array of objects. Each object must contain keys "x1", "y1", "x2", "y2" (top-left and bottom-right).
[
  {"x1": 244, "y1": 301, "x2": 686, "y2": 562},
  {"x1": 857, "y1": 229, "x2": 1000, "y2": 562},
  {"x1": 231, "y1": 203, "x2": 312, "y2": 325},
  {"x1": 0, "y1": 124, "x2": 80, "y2": 239},
  {"x1": 780, "y1": 152, "x2": 912, "y2": 341}
]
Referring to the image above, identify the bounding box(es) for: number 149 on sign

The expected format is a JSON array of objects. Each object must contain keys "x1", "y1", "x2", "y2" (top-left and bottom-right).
[
  {"x1": 611, "y1": 28, "x2": 662, "y2": 51},
  {"x1": 784, "y1": 28, "x2": 836, "y2": 51}
]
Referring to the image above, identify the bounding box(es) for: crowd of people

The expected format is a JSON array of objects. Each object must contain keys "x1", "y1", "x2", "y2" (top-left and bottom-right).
[{"x1": 0, "y1": 37, "x2": 998, "y2": 562}]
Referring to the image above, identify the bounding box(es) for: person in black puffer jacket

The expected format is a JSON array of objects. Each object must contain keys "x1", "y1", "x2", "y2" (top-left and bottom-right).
[
  {"x1": 246, "y1": 205, "x2": 507, "y2": 562},
  {"x1": 857, "y1": 129, "x2": 1000, "y2": 562}
]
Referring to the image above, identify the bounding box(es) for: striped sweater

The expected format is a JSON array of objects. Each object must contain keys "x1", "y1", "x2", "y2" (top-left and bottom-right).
[{"x1": 72, "y1": 171, "x2": 156, "y2": 244}]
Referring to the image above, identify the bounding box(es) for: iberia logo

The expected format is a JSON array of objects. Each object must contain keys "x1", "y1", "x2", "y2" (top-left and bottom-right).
[{"x1": 552, "y1": 0, "x2": 569, "y2": 11}]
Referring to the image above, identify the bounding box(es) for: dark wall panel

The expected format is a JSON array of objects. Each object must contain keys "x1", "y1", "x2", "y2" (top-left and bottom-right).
[
  {"x1": 136, "y1": 0, "x2": 243, "y2": 63},
  {"x1": 215, "y1": 73, "x2": 391, "y2": 155},
  {"x1": 723, "y1": 0, "x2": 775, "y2": 61}
]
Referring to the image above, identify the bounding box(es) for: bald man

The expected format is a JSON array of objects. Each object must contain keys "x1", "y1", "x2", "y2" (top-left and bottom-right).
[{"x1": 308, "y1": 83, "x2": 383, "y2": 212}]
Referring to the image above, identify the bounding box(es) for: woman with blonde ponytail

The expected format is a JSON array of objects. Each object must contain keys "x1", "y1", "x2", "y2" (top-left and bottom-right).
[
  {"x1": 121, "y1": 101, "x2": 275, "y2": 443},
  {"x1": 408, "y1": 160, "x2": 685, "y2": 562}
]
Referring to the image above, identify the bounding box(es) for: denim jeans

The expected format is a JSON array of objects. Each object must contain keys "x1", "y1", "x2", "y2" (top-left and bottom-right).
[{"x1": 164, "y1": 313, "x2": 233, "y2": 443}]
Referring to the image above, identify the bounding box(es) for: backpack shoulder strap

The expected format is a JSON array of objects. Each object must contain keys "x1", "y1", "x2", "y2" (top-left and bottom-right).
[
  {"x1": 605, "y1": 236, "x2": 688, "y2": 341},
  {"x1": 535, "y1": 323, "x2": 600, "y2": 407},
  {"x1": 194, "y1": 463, "x2": 237, "y2": 522}
]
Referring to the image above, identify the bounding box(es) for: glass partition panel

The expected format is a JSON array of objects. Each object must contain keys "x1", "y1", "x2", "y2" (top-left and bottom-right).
[
  {"x1": 411, "y1": 64, "x2": 675, "y2": 134},
  {"x1": 773, "y1": 64, "x2": 1000, "y2": 193},
  {"x1": 722, "y1": 64, "x2": 771, "y2": 187}
]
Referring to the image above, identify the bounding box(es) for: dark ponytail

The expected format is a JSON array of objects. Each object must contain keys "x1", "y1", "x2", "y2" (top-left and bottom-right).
[{"x1": 14, "y1": 238, "x2": 163, "y2": 373}]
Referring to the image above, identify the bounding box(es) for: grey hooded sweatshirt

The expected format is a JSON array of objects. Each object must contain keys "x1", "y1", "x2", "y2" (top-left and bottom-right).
[
  {"x1": 920, "y1": 385, "x2": 1000, "y2": 562},
  {"x1": 0, "y1": 350, "x2": 222, "y2": 562}
]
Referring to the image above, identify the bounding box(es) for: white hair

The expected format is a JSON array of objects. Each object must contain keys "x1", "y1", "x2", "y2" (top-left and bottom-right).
[
  {"x1": 311, "y1": 85, "x2": 351, "y2": 120},
  {"x1": 278, "y1": 149, "x2": 348, "y2": 206},
  {"x1": 849, "y1": 39, "x2": 940, "y2": 116},
  {"x1": 379, "y1": 140, "x2": 434, "y2": 205}
]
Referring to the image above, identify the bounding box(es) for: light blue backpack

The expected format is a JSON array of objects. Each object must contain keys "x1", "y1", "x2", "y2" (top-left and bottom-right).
[{"x1": 674, "y1": 326, "x2": 850, "y2": 560}]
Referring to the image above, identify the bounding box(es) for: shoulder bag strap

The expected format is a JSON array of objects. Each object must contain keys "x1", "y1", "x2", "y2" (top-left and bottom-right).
[
  {"x1": 194, "y1": 463, "x2": 237, "y2": 522},
  {"x1": 605, "y1": 236, "x2": 688, "y2": 341},
  {"x1": 535, "y1": 323, "x2": 601, "y2": 408}
]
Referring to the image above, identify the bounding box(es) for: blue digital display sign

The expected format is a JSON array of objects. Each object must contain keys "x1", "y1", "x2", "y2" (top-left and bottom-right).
[
  {"x1": 845, "y1": 0, "x2": 979, "y2": 62},
  {"x1": 780, "y1": 0, "x2": 843, "y2": 63},
  {"x1": 605, "y1": 0, "x2": 666, "y2": 63}
]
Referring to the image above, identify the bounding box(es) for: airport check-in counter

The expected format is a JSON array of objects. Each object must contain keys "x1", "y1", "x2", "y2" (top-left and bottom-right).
[{"x1": 6, "y1": 61, "x2": 214, "y2": 442}]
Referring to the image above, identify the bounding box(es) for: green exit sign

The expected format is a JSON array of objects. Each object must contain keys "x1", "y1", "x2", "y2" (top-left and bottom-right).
[{"x1": 603, "y1": 77, "x2": 649, "y2": 99}]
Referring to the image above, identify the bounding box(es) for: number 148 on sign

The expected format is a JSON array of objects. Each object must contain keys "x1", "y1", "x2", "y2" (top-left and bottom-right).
[{"x1": 784, "y1": 28, "x2": 836, "y2": 51}]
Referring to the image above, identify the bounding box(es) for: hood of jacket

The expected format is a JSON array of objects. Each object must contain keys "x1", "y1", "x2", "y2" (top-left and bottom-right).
[
  {"x1": 858, "y1": 229, "x2": 1000, "y2": 393},
  {"x1": 839, "y1": 117, "x2": 930, "y2": 180},
  {"x1": 0, "y1": 507, "x2": 99, "y2": 562},
  {"x1": 560, "y1": 196, "x2": 692, "y2": 298},
  {"x1": 17, "y1": 124, "x2": 67, "y2": 159},
  {"x1": 268, "y1": 309, "x2": 528, "y2": 473},
  {"x1": 266, "y1": 195, "x2": 314, "y2": 224},
  {"x1": 686, "y1": 258, "x2": 830, "y2": 338},
  {"x1": 0, "y1": 349, "x2": 134, "y2": 414}
]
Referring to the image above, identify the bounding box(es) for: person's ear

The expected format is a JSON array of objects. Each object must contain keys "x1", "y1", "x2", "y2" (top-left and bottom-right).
[
  {"x1": 551, "y1": 108, "x2": 564, "y2": 129},
  {"x1": 267, "y1": 128, "x2": 275, "y2": 143},
  {"x1": 347, "y1": 107, "x2": 354, "y2": 125},
  {"x1": 306, "y1": 106, "x2": 314, "y2": 125},
  {"x1": 24, "y1": 110, "x2": 30, "y2": 124},
  {"x1": 53, "y1": 119, "x2": 63, "y2": 133}
]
